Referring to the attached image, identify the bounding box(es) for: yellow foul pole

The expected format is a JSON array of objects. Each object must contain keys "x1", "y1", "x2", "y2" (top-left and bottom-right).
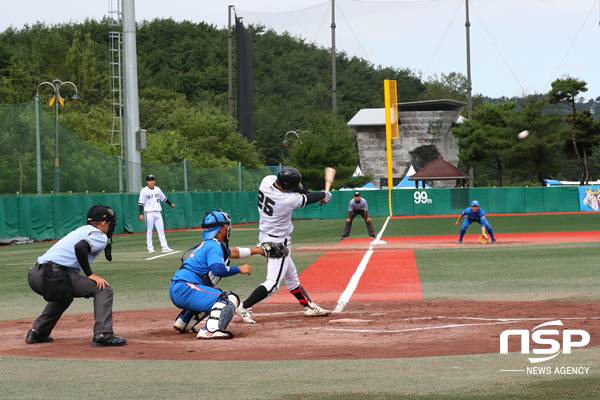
[{"x1": 384, "y1": 80, "x2": 394, "y2": 217}]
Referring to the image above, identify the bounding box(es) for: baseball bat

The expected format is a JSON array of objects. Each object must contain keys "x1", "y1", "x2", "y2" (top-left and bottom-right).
[{"x1": 325, "y1": 167, "x2": 336, "y2": 192}]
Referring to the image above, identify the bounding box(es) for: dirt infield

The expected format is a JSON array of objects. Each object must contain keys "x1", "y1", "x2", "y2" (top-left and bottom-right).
[
  {"x1": 2, "y1": 301, "x2": 598, "y2": 361},
  {"x1": 3, "y1": 231, "x2": 598, "y2": 362}
]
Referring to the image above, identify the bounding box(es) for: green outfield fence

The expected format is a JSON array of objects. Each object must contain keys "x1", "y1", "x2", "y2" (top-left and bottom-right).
[
  {"x1": 0, "y1": 102, "x2": 276, "y2": 195},
  {"x1": 0, "y1": 186, "x2": 582, "y2": 242}
]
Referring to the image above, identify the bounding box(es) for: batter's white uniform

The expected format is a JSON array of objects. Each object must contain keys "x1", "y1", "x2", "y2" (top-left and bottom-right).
[
  {"x1": 139, "y1": 185, "x2": 170, "y2": 251},
  {"x1": 257, "y1": 175, "x2": 307, "y2": 293}
]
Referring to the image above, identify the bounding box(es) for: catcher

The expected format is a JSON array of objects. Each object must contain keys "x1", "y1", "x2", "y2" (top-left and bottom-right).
[
  {"x1": 455, "y1": 200, "x2": 497, "y2": 244},
  {"x1": 170, "y1": 209, "x2": 287, "y2": 339}
]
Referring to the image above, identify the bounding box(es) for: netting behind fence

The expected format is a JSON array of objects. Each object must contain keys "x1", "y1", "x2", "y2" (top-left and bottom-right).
[{"x1": 0, "y1": 102, "x2": 277, "y2": 195}]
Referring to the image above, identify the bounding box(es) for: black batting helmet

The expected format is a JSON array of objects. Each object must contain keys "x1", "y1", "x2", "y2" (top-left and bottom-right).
[{"x1": 276, "y1": 167, "x2": 302, "y2": 192}]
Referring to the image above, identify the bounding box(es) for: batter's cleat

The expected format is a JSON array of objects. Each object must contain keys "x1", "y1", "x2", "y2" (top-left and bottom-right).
[
  {"x1": 162, "y1": 247, "x2": 174, "y2": 253},
  {"x1": 197, "y1": 329, "x2": 232, "y2": 340},
  {"x1": 25, "y1": 329, "x2": 53, "y2": 344},
  {"x1": 457, "y1": 239, "x2": 463, "y2": 244},
  {"x1": 304, "y1": 304, "x2": 331, "y2": 317},
  {"x1": 236, "y1": 305, "x2": 256, "y2": 324},
  {"x1": 492, "y1": 239, "x2": 497, "y2": 244},
  {"x1": 91, "y1": 333, "x2": 127, "y2": 347},
  {"x1": 148, "y1": 249, "x2": 155, "y2": 253},
  {"x1": 173, "y1": 318, "x2": 198, "y2": 334}
]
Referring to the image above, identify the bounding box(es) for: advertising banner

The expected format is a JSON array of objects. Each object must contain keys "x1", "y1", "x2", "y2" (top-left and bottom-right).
[{"x1": 579, "y1": 186, "x2": 600, "y2": 211}]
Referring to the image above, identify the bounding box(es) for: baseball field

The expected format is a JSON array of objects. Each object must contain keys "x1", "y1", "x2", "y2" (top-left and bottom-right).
[{"x1": 1, "y1": 213, "x2": 599, "y2": 399}]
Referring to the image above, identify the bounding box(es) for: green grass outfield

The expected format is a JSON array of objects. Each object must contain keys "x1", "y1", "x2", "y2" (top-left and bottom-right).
[{"x1": 1, "y1": 213, "x2": 599, "y2": 399}]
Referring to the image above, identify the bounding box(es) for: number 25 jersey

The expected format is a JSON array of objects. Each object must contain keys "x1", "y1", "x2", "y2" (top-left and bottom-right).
[{"x1": 257, "y1": 175, "x2": 307, "y2": 239}]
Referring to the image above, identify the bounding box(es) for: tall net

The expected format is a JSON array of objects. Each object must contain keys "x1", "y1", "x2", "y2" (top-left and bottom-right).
[
  {"x1": 0, "y1": 101, "x2": 120, "y2": 195},
  {"x1": 0, "y1": 101, "x2": 277, "y2": 195}
]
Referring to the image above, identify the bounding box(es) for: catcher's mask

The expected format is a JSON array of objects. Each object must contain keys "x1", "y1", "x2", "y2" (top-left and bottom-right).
[
  {"x1": 276, "y1": 166, "x2": 303, "y2": 192},
  {"x1": 87, "y1": 204, "x2": 117, "y2": 261},
  {"x1": 201, "y1": 209, "x2": 232, "y2": 242}
]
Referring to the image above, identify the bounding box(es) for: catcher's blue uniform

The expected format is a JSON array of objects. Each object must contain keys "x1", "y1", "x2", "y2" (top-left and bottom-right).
[
  {"x1": 169, "y1": 239, "x2": 239, "y2": 315},
  {"x1": 458, "y1": 206, "x2": 496, "y2": 242}
]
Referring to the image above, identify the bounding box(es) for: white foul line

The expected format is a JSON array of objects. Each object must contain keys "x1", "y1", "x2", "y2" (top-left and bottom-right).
[
  {"x1": 146, "y1": 251, "x2": 181, "y2": 260},
  {"x1": 333, "y1": 216, "x2": 391, "y2": 314}
]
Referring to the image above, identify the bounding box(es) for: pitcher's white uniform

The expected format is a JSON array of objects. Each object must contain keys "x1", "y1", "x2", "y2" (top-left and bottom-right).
[
  {"x1": 139, "y1": 185, "x2": 171, "y2": 252},
  {"x1": 257, "y1": 175, "x2": 306, "y2": 292}
]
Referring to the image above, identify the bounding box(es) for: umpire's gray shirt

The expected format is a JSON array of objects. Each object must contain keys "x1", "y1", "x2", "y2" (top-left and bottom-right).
[{"x1": 348, "y1": 198, "x2": 368, "y2": 212}]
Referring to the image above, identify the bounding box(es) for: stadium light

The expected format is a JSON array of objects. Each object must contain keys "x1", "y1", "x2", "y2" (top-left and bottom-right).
[{"x1": 36, "y1": 80, "x2": 81, "y2": 194}]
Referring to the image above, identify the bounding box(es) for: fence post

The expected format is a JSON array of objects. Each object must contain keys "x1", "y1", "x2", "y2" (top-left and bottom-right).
[
  {"x1": 238, "y1": 161, "x2": 242, "y2": 191},
  {"x1": 118, "y1": 156, "x2": 123, "y2": 194},
  {"x1": 35, "y1": 97, "x2": 43, "y2": 196},
  {"x1": 183, "y1": 159, "x2": 189, "y2": 193}
]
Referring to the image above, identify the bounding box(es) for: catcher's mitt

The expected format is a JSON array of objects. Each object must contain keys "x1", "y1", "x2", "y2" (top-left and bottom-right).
[
  {"x1": 479, "y1": 234, "x2": 488, "y2": 244},
  {"x1": 256, "y1": 242, "x2": 289, "y2": 259}
]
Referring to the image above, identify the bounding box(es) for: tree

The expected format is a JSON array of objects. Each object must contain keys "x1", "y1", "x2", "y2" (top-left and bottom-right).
[
  {"x1": 421, "y1": 72, "x2": 484, "y2": 112},
  {"x1": 282, "y1": 112, "x2": 372, "y2": 190},
  {"x1": 452, "y1": 101, "x2": 516, "y2": 186},
  {"x1": 503, "y1": 96, "x2": 567, "y2": 186},
  {"x1": 548, "y1": 76, "x2": 588, "y2": 184},
  {"x1": 563, "y1": 109, "x2": 600, "y2": 184}
]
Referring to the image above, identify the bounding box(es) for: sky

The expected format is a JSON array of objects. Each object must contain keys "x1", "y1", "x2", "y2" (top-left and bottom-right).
[{"x1": 2, "y1": 0, "x2": 600, "y2": 100}]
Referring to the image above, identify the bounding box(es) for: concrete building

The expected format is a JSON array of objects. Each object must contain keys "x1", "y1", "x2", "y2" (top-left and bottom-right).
[{"x1": 347, "y1": 99, "x2": 466, "y2": 188}]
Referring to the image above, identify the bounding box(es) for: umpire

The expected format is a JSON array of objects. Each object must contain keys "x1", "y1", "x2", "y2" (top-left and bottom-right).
[
  {"x1": 25, "y1": 204, "x2": 127, "y2": 347},
  {"x1": 341, "y1": 191, "x2": 376, "y2": 240}
]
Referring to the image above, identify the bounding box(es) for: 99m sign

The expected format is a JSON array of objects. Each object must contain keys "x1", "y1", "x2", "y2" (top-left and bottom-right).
[{"x1": 413, "y1": 191, "x2": 432, "y2": 204}]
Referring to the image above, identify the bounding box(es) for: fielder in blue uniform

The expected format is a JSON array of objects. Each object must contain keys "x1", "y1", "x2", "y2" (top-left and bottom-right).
[
  {"x1": 169, "y1": 209, "x2": 263, "y2": 339},
  {"x1": 455, "y1": 200, "x2": 497, "y2": 244}
]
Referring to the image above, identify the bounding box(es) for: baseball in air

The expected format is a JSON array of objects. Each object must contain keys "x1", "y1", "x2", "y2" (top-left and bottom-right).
[{"x1": 518, "y1": 130, "x2": 530, "y2": 139}]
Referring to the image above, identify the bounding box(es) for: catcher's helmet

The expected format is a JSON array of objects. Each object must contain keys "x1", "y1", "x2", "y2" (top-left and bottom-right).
[
  {"x1": 276, "y1": 166, "x2": 302, "y2": 192},
  {"x1": 202, "y1": 209, "x2": 232, "y2": 241},
  {"x1": 146, "y1": 174, "x2": 156, "y2": 181}
]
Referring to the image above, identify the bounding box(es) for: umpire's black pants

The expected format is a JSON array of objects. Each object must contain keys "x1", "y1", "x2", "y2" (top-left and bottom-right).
[
  {"x1": 342, "y1": 210, "x2": 376, "y2": 238},
  {"x1": 28, "y1": 263, "x2": 114, "y2": 336}
]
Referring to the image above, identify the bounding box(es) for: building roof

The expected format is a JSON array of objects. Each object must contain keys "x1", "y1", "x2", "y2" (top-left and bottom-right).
[
  {"x1": 347, "y1": 99, "x2": 467, "y2": 126},
  {"x1": 408, "y1": 158, "x2": 472, "y2": 181}
]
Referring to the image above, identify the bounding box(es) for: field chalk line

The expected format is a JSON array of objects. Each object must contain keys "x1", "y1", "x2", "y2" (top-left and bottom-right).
[{"x1": 333, "y1": 216, "x2": 391, "y2": 314}]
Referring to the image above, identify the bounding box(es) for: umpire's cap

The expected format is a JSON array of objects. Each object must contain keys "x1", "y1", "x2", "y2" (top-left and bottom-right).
[
  {"x1": 276, "y1": 167, "x2": 302, "y2": 192},
  {"x1": 87, "y1": 204, "x2": 117, "y2": 223},
  {"x1": 146, "y1": 174, "x2": 156, "y2": 181},
  {"x1": 471, "y1": 200, "x2": 480, "y2": 207}
]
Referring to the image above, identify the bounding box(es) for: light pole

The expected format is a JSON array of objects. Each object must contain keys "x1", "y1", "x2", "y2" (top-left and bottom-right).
[
  {"x1": 36, "y1": 80, "x2": 81, "y2": 194},
  {"x1": 282, "y1": 130, "x2": 307, "y2": 147}
]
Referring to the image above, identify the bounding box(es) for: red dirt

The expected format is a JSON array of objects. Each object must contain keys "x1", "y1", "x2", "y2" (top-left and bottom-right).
[{"x1": 2, "y1": 302, "x2": 598, "y2": 361}]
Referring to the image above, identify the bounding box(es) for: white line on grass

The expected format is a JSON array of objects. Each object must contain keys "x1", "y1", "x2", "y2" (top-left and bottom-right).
[
  {"x1": 146, "y1": 251, "x2": 181, "y2": 260},
  {"x1": 333, "y1": 216, "x2": 391, "y2": 314}
]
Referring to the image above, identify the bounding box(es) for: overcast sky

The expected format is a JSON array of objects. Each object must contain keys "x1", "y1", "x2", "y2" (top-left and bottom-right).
[{"x1": 2, "y1": 0, "x2": 600, "y2": 100}]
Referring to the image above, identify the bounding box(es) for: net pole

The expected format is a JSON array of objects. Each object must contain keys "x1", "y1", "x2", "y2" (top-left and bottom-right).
[
  {"x1": 35, "y1": 97, "x2": 43, "y2": 196},
  {"x1": 384, "y1": 80, "x2": 394, "y2": 217},
  {"x1": 184, "y1": 159, "x2": 189, "y2": 193}
]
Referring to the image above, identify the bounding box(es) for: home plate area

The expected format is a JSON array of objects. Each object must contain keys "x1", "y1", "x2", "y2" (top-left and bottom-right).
[{"x1": 1, "y1": 301, "x2": 598, "y2": 362}]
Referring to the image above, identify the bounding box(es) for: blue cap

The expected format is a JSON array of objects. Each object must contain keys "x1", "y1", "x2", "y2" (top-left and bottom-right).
[{"x1": 471, "y1": 200, "x2": 479, "y2": 207}]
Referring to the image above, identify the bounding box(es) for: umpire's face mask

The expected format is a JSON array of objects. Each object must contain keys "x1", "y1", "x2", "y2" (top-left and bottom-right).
[{"x1": 104, "y1": 208, "x2": 117, "y2": 262}]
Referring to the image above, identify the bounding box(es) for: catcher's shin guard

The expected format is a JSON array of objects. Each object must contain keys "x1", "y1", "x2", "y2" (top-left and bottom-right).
[
  {"x1": 174, "y1": 310, "x2": 205, "y2": 333},
  {"x1": 290, "y1": 285, "x2": 312, "y2": 307},
  {"x1": 205, "y1": 292, "x2": 239, "y2": 335}
]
